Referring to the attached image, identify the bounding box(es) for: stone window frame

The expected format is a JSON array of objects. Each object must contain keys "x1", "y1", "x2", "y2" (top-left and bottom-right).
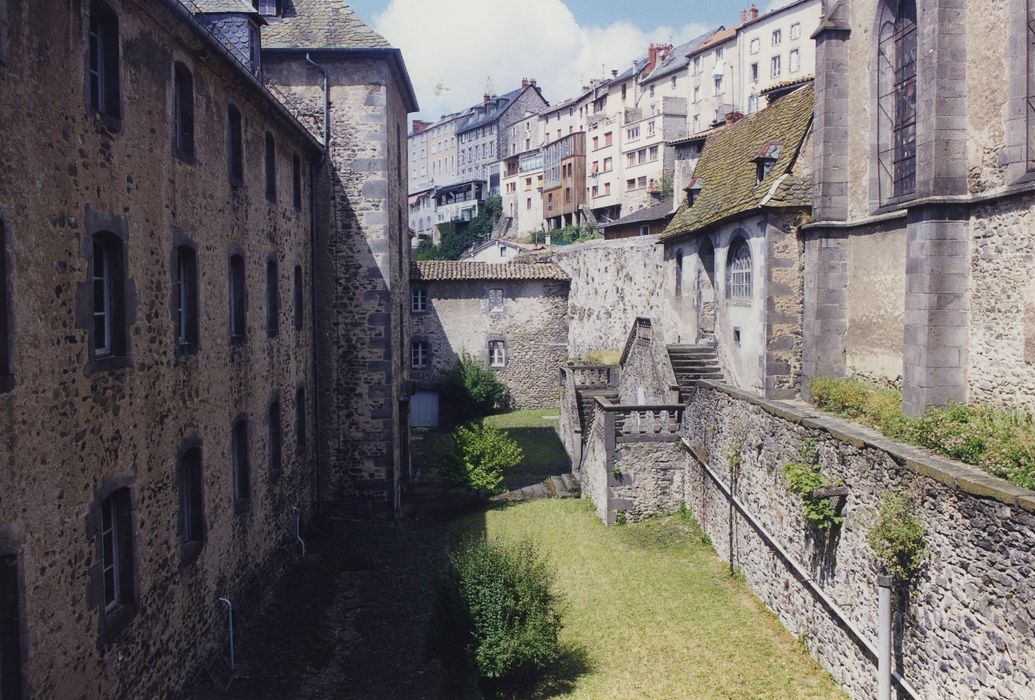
[
  {"x1": 675, "y1": 250, "x2": 684, "y2": 298},
  {"x1": 172, "y1": 61, "x2": 196, "y2": 163},
  {"x1": 231, "y1": 413, "x2": 251, "y2": 514},
  {"x1": 85, "y1": 476, "x2": 138, "y2": 647},
  {"x1": 228, "y1": 245, "x2": 247, "y2": 345},
  {"x1": 268, "y1": 393, "x2": 283, "y2": 482},
  {"x1": 227, "y1": 103, "x2": 245, "y2": 186},
  {"x1": 485, "y1": 287, "x2": 505, "y2": 314},
  {"x1": 176, "y1": 437, "x2": 205, "y2": 566},
  {"x1": 725, "y1": 234, "x2": 753, "y2": 304},
  {"x1": 292, "y1": 153, "x2": 303, "y2": 211},
  {"x1": 0, "y1": 206, "x2": 13, "y2": 393},
  {"x1": 264, "y1": 131, "x2": 277, "y2": 202},
  {"x1": 294, "y1": 384, "x2": 307, "y2": 456},
  {"x1": 1002, "y1": 0, "x2": 1035, "y2": 183},
  {"x1": 0, "y1": 529, "x2": 26, "y2": 699},
  {"x1": 171, "y1": 230, "x2": 200, "y2": 358},
  {"x1": 487, "y1": 336, "x2": 507, "y2": 369},
  {"x1": 84, "y1": 0, "x2": 122, "y2": 130},
  {"x1": 77, "y1": 207, "x2": 136, "y2": 376},
  {"x1": 875, "y1": 0, "x2": 918, "y2": 203},
  {"x1": 410, "y1": 337, "x2": 430, "y2": 369},
  {"x1": 265, "y1": 254, "x2": 279, "y2": 339},
  {"x1": 293, "y1": 263, "x2": 305, "y2": 331}
]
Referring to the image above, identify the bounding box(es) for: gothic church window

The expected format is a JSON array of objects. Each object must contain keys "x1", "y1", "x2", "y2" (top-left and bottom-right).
[
  {"x1": 726, "y1": 237, "x2": 752, "y2": 301},
  {"x1": 878, "y1": 0, "x2": 918, "y2": 200}
]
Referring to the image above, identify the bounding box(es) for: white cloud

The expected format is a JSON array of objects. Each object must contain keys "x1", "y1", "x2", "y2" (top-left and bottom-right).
[
  {"x1": 374, "y1": 0, "x2": 710, "y2": 121},
  {"x1": 764, "y1": 0, "x2": 797, "y2": 12}
]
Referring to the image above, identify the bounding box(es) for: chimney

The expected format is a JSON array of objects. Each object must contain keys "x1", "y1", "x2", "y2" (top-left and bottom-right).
[
  {"x1": 411, "y1": 119, "x2": 432, "y2": 134},
  {"x1": 521, "y1": 78, "x2": 529, "y2": 88},
  {"x1": 484, "y1": 93, "x2": 491, "y2": 105},
  {"x1": 726, "y1": 110, "x2": 745, "y2": 125},
  {"x1": 530, "y1": 78, "x2": 537, "y2": 87},
  {"x1": 647, "y1": 43, "x2": 661, "y2": 74},
  {"x1": 749, "y1": 3, "x2": 759, "y2": 20},
  {"x1": 740, "y1": 8, "x2": 747, "y2": 24},
  {"x1": 611, "y1": 69, "x2": 619, "y2": 78}
]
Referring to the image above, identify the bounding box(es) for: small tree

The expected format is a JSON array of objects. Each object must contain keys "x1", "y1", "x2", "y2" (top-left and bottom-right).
[
  {"x1": 867, "y1": 491, "x2": 929, "y2": 581},
  {"x1": 447, "y1": 422, "x2": 523, "y2": 494},
  {"x1": 441, "y1": 352, "x2": 509, "y2": 425}
]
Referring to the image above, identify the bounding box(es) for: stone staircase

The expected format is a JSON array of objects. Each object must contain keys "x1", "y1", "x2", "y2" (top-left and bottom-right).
[
  {"x1": 667, "y1": 345, "x2": 723, "y2": 401},
  {"x1": 577, "y1": 387, "x2": 619, "y2": 435},
  {"x1": 493, "y1": 473, "x2": 581, "y2": 503}
]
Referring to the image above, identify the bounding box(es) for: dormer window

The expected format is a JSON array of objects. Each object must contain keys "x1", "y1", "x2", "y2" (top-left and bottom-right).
[
  {"x1": 752, "y1": 143, "x2": 782, "y2": 184},
  {"x1": 254, "y1": 0, "x2": 280, "y2": 15},
  {"x1": 687, "y1": 177, "x2": 703, "y2": 206}
]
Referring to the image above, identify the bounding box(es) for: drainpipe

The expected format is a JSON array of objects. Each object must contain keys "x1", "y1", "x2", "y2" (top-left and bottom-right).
[
  {"x1": 293, "y1": 505, "x2": 307, "y2": 558},
  {"x1": 217, "y1": 597, "x2": 235, "y2": 671},
  {"x1": 305, "y1": 52, "x2": 329, "y2": 512},
  {"x1": 877, "y1": 574, "x2": 894, "y2": 700}
]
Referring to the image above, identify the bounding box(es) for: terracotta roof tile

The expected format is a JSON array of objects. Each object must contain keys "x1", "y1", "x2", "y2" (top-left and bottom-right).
[
  {"x1": 412, "y1": 261, "x2": 569, "y2": 282},
  {"x1": 661, "y1": 83, "x2": 813, "y2": 241},
  {"x1": 262, "y1": 0, "x2": 391, "y2": 49}
]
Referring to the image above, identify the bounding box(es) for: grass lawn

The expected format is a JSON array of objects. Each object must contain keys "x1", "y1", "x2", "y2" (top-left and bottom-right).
[{"x1": 457, "y1": 499, "x2": 845, "y2": 700}]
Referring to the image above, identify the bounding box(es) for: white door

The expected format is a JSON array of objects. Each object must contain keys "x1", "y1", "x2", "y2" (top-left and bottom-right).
[{"x1": 410, "y1": 391, "x2": 440, "y2": 428}]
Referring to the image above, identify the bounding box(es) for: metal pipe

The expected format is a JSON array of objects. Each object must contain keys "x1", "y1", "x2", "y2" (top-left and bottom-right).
[
  {"x1": 305, "y1": 53, "x2": 330, "y2": 165},
  {"x1": 878, "y1": 574, "x2": 894, "y2": 700},
  {"x1": 217, "y1": 597, "x2": 235, "y2": 671},
  {"x1": 293, "y1": 506, "x2": 307, "y2": 559}
]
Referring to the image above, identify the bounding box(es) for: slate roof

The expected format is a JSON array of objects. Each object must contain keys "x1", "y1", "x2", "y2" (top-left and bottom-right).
[
  {"x1": 600, "y1": 198, "x2": 674, "y2": 228},
  {"x1": 262, "y1": 0, "x2": 392, "y2": 49},
  {"x1": 642, "y1": 28, "x2": 722, "y2": 84},
  {"x1": 412, "y1": 261, "x2": 569, "y2": 282},
  {"x1": 614, "y1": 56, "x2": 650, "y2": 83},
  {"x1": 192, "y1": 0, "x2": 260, "y2": 13},
  {"x1": 456, "y1": 87, "x2": 532, "y2": 135},
  {"x1": 660, "y1": 83, "x2": 814, "y2": 241}
]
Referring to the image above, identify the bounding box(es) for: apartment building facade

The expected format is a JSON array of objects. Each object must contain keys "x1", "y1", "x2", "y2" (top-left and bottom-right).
[{"x1": 737, "y1": 0, "x2": 821, "y2": 115}]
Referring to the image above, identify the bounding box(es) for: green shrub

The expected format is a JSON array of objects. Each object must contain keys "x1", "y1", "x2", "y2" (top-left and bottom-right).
[
  {"x1": 550, "y1": 224, "x2": 601, "y2": 246},
  {"x1": 441, "y1": 352, "x2": 510, "y2": 425},
  {"x1": 867, "y1": 491, "x2": 928, "y2": 581},
  {"x1": 781, "y1": 438, "x2": 843, "y2": 530},
  {"x1": 450, "y1": 536, "x2": 562, "y2": 680},
  {"x1": 808, "y1": 377, "x2": 1035, "y2": 490},
  {"x1": 446, "y1": 422, "x2": 523, "y2": 493}
]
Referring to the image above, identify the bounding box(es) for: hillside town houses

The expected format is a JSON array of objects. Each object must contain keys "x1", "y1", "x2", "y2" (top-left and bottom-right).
[{"x1": 407, "y1": 0, "x2": 823, "y2": 243}]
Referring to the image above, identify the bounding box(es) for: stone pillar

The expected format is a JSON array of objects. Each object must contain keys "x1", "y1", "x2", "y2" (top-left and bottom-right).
[
  {"x1": 811, "y1": 11, "x2": 851, "y2": 222},
  {"x1": 801, "y1": 228, "x2": 848, "y2": 395},
  {"x1": 902, "y1": 204, "x2": 969, "y2": 415}
]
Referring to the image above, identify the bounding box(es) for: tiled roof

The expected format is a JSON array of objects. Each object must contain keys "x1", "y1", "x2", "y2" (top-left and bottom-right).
[
  {"x1": 192, "y1": 0, "x2": 259, "y2": 13},
  {"x1": 600, "y1": 198, "x2": 674, "y2": 228},
  {"x1": 642, "y1": 28, "x2": 722, "y2": 83},
  {"x1": 691, "y1": 27, "x2": 736, "y2": 55},
  {"x1": 262, "y1": 0, "x2": 392, "y2": 49},
  {"x1": 759, "y1": 74, "x2": 815, "y2": 96},
  {"x1": 660, "y1": 83, "x2": 814, "y2": 241},
  {"x1": 412, "y1": 261, "x2": 569, "y2": 282}
]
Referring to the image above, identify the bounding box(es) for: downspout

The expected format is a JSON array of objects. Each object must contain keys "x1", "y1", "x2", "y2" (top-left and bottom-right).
[{"x1": 306, "y1": 52, "x2": 329, "y2": 512}]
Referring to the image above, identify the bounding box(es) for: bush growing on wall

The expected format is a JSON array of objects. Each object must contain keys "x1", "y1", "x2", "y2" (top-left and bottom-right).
[
  {"x1": 414, "y1": 196, "x2": 503, "y2": 261},
  {"x1": 449, "y1": 536, "x2": 562, "y2": 680},
  {"x1": 441, "y1": 352, "x2": 510, "y2": 425},
  {"x1": 867, "y1": 491, "x2": 929, "y2": 581},
  {"x1": 781, "y1": 438, "x2": 844, "y2": 530},
  {"x1": 445, "y1": 422, "x2": 523, "y2": 494}
]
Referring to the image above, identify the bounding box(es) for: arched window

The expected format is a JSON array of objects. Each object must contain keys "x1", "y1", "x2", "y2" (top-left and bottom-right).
[
  {"x1": 726, "y1": 237, "x2": 752, "y2": 300},
  {"x1": 179, "y1": 447, "x2": 204, "y2": 549},
  {"x1": 675, "y1": 251, "x2": 684, "y2": 298},
  {"x1": 877, "y1": 0, "x2": 917, "y2": 200}
]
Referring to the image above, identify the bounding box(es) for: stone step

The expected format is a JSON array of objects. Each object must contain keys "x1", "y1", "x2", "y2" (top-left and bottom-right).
[{"x1": 561, "y1": 473, "x2": 579, "y2": 493}]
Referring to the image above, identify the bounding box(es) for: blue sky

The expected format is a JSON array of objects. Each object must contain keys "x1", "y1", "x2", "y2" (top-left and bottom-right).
[{"x1": 356, "y1": 0, "x2": 789, "y2": 120}]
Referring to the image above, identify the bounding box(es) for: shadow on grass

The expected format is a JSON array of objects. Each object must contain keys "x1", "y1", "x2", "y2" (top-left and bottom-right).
[{"x1": 486, "y1": 642, "x2": 594, "y2": 700}]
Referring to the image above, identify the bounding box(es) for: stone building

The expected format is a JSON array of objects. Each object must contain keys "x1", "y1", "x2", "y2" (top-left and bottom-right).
[
  {"x1": 409, "y1": 261, "x2": 569, "y2": 421},
  {"x1": 661, "y1": 83, "x2": 814, "y2": 398},
  {"x1": 807, "y1": 0, "x2": 1035, "y2": 415},
  {"x1": 456, "y1": 81, "x2": 548, "y2": 183},
  {"x1": 0, "y1": 0, "x2": 414, "y2": 695}
]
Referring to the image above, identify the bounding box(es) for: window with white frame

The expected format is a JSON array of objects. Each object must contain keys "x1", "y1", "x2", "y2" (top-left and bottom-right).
[
  {"x1": 726, "y1": 237, "x2": 752, "y2": 300},
  {"x1": 410, "y1": 287, "x2": 427, "y2": 313},
  {"x1": 411, "y1": 340, "x2": 428, "y2": 368},
  {"x1": 789, "y1": 49, "x2": 800, "y2": 73},
  {"x1": 693, "y1": 86, "x2": 700, "y2": 102},
  {"x1": 772, "y1": 29, "x2": 782, "y2": 46},
  {"x1": 714, "y1": 75, "x2": 724, "y2": 95},
  {"x1": 488, "y1": 340, "x2": 506, "y2": 368},
  {"x1": 99, "y1": 488, "x2": 133, "y2": 612},
  {"x1": 92, "y1": 233, "x2": 125, "y2": 358},
  {"x1": 750, "y1": 37, "x2": 760, "y2": 54},
  {"x1": 771, "y1": 55, "x2": 782, "y2": 78},
  {"x1": 751, "y1": 62, "x2": 759, "y2": 83},
  {"x1": 790, "y1": 22, "x2": 801, "y2": 40}
]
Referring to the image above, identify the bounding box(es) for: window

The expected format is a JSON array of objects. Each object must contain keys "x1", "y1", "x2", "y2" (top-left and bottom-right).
[
  {"x1": 88, "y1": 1, "x2": 120, "y2": 120},
  {"x1": 266, "y1": 258, "x2": 279, "y2": 338},
  {"x1": 750, "y1": 37, "x2": 760, "y2": 54},
  {"x1": 264, "y1": 133, "x2": 277, "y2": 201},
  {"x1": 649, "y1": 146, "x2": 659, "y2": 161},
  {"x1": 410, "y1": 288, "x2": 427, "y2": 315},
  {"x1": 714, "y1": 75, "x2": 724, "y2": 95},
  {"x1": 295, "y1": 386, "x2": 307, "y2": 455},
  {"x1": 638, "y1": 176, "x2": 647, "y2": 188},
  {"x1": 640, "y1": 225, "x2": 649, "y2": 237},
  {"x1": 789, "y1": 49, "x2": 800, "y2": 73},
  {"x1": 268, "y1": 400, "x2": 282, "y2": 479},
  {"x1": 526, "y1": 198, "x2": 532, "y2": 210},
  {"x1": 751, "y1": 63, "x2": 759, "y2": 83},
  {"x1": 675, "y1": 251, "x2": 684, "y2": 297},
  {"x1": 649, "y1": 85, "x2": 656, "y2": 98},
  {"x1": 411, "y1": 340, "x2": 429, "y2": 368},
  {"x1": 627, "y1": 126, "x2": 640, "y2": 141},
  {"x1": 229, "y1": 253, "x2": 246, "y2": 342},
  {"x1": 292, "y1": 154, "x2": 302, "y2": 210},
  {"x1": 227, "y1": 105, "x2": 244, "y2": 184},
  {"x1": 232, "y1": 418, "x2": 250, "y2": 506},
  {"x1": 771, "y1": 55, "x2": 782, "y2": 78},
  {"x1": 488, "y1": 340, "x2": 506, "y2": 368},
  {"x1": 99, "y1": 488, "x2": 133, "y2": 612},
  {"x1": 693, "y1": 86, "x2": 700, "y2": 102},
  {"x1": 256, "y1": 0, "x2": 281, "y2": 15},
  {"x1": 626, "y1": 178, "x2": 636, "y2": 189},
  {"x1": 878, "y1": 0, "x2": 917, "y2": 199},
  {"x1": 592, "y1": 136, "x2": 599, "y2": 149},
  {"x1": 604, "y1": 157, "x2": 612, "y2": 172},
  {"x1": 726, "y1": 237, "x2": 752, "y2": 300},
  {"x1": 0, "y1": 220, "x2": 10, "y2": 387},
  {"x1": 179, "y1": 447, "x2": 204, "y2": 550},
  {"x1": 487, "y1": 288, "x2": 504, "y2": 312},
  {"x1": 173, "y1": 245, "x2": 198, "y2": 354},
  {"x1": 0, "y1": 555, "x2": 22, "y2": 700},
  {"x1": 627, "y1": 153, "x2": 636, "y2": 167},
  {"x1": 748, "y1": 93, "x2": 759, "y2": 114},
  {"x1": 693, "y1": 114, "x2": 700, "y2": 132},
  {"x1": 648, "y1": 120, "x2": 656, "y2": 136},
  {"x1": 790, "y1": 22, "x2": 801, "y2": 40},
  {"x1": 293, "y1": 265, "x2": 304, "y2": 331},
  {"x1": 715, "y1": 47, "x2": 724, "y2": 61},
  {"x1": 671, "y1": 75, "x2": 677, "y2": 89},
  {"x1": 605, "y1": 131, "x2": 613, "y2": 146},
  {"x1": 772, "y1": 29, "x2": 782, "y2": 46},
  {"x1": 173, "y1": 63, "x2": 194, "y2": 159},
  {"x1": 92, "y1": 234, "x2": 126, "y2": 358},
  {"x1": 692, "y1": 56, "x2": 701, "y2": 74}
]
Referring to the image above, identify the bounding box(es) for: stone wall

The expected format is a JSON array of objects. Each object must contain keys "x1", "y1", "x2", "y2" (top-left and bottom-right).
[
  {"x1": 683, "y1": 384, "x2": 1035, "y2": 700},
  {"x1": 410, "y1": 278, "x2": 569, "y2": 409},
  {"x1": 0, "y1": 1, "x2": 318, "y2": 696},
  {"x1": 544, "y1": 236, "x2": 671, "y2": 357}
]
